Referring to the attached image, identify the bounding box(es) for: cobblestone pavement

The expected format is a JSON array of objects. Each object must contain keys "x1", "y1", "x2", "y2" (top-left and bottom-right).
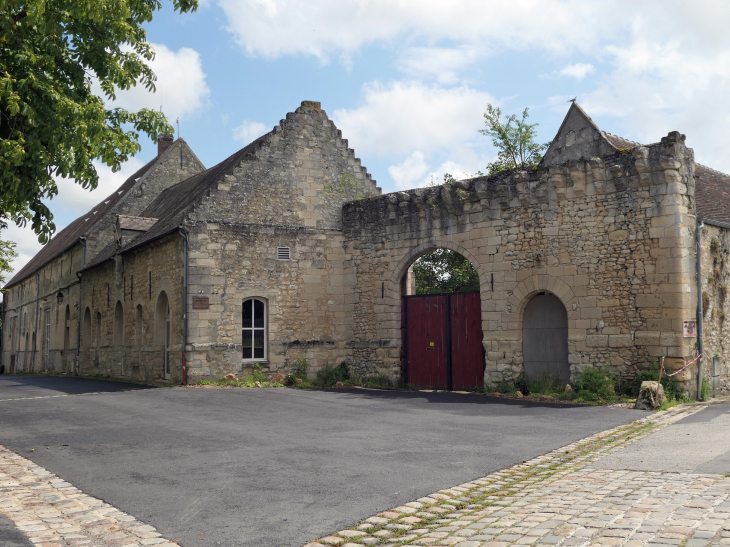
[
  {"x1": 0, "y1": 446, "x2": 178, "y2": 546},
  {"x1": 305, "y1": 404, "x2": 730, "y2": 547}
]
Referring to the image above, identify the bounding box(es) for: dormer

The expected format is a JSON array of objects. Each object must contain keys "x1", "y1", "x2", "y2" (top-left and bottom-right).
[{"x1": 115, "y1": 215, "x2": 158, "y2": 248}]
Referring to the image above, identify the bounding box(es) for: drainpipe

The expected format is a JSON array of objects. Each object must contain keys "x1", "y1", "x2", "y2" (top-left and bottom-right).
[
  {"x1": 17, "y1": 281, "x2": 23, "y2": 368},
  {"x1": 75, "y1": 237, "x2": 86, "y2": 375},
  {"x1": 32, "y1": 271, "x2": 40, "y2": 372},
  {"x1": 178, "y1": 227, "x2": 188, "y2": 385},
  {"x1": 697, "y1": 220, "x2": 705, "y2": 400}
]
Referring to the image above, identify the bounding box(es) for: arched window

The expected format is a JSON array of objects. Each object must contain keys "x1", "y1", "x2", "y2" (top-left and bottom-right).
[
  {"x1": 155, "y1": 292, "x2": 171, "y2": 379},
  {"x1": 63, "y1": 305, "x2": 70, "y2": 352},
  {"x1": 95, "y1": 311, "x2": 102, "y2": 347},
  {"x1": 242, "y1": 298, "x2": 266, "y2": 361},
  {"x1": 135, "y1": 305, "x2": 143, "y2": 345},
  {"x1": 113, "y1": 301, "x2": 124, "y2": 345},
  {"x1": 82, "y1": 308, "x2": 91, "y2": 348}
]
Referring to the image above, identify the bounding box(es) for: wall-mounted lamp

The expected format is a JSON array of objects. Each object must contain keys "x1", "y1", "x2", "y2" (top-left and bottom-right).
[{"x1": 56, "y1": 291, "x2": 64, "y2": 305}]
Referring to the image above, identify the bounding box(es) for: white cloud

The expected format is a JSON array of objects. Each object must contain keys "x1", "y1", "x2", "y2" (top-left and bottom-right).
[
  {"x1": 558, "y1": 63, "x2": 595, "y2": 80},
  {"x1": 388, "y1": 152, "x2": 429, "y2": 189},
  {"x1": 109, "y1": 43, "x2": 210, "y2": 121},
  {"x1": 216, "y1": 0, "x2": 613, "y2": 61},
  {"x1": 333, "y1": 80, "x2": 494, "y2": 157},
  {"x1": 397, "y1": 47, "x2": 479, "y2": 84},
  {"x1": 232, "y1": 120, "x2": 269, "y2": 143}
]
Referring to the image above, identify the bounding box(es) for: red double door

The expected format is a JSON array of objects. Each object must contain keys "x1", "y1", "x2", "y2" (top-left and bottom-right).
[{"x1": 403, "y1": 292, "x2": 484, "y2": 390}]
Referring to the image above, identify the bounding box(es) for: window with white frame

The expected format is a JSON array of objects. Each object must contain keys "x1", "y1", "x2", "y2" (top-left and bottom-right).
[{"x1": 242, "y1": 298, "x2": 266, "y2": 360}]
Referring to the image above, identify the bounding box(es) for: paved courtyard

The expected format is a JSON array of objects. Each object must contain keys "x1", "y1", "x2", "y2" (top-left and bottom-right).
[{"x1": 0, "y1": 375, "x2": 645, "y2": 546}]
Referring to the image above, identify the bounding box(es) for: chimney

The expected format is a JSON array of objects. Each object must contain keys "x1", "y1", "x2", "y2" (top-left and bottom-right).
[{"x1": 158, "y1": 134, "x2": 174, "y2": 155}]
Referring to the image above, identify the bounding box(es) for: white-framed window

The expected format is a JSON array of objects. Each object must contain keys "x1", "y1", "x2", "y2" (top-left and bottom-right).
[
  {"x1": 277, "y1": 247, "x2": 291, "y2": 260},
  {"x1": 242, "y1": 298, "x2": 266, "y2": 360}
]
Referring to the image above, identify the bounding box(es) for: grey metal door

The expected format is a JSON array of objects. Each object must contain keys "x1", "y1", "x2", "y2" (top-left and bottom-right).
[{"x1": 522, "y1": 293, "x2": 570, "y2": 384}]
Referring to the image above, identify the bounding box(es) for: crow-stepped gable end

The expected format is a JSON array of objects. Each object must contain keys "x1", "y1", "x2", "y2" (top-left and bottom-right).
[{"x1": 4, "y1": 101, "x2": 729, "y2": 398}]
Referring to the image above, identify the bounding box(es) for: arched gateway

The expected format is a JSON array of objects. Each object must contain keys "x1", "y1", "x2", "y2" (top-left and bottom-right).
[{"x1": 401, "y1": 248, "x2": 485, "y2": 390}]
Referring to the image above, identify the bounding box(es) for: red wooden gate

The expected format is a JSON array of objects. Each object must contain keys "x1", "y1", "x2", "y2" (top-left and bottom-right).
[{"x1": 403, "y1": 292, "x2": 484, "y2": 390}]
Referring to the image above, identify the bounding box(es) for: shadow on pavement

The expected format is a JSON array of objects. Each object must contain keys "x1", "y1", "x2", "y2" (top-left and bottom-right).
[{"x1": 0, "y1": 375, "x2": 156, "y2": 398}]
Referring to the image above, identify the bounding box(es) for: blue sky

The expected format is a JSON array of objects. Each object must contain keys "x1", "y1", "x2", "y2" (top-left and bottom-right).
[{"x1": 7, "y1": 0, "x2": 730, "y2": 277}]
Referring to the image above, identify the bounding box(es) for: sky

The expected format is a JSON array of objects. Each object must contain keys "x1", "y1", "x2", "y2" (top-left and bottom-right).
[{"x1": 6, "y1": 0, "x2": 730, "y2": 280}]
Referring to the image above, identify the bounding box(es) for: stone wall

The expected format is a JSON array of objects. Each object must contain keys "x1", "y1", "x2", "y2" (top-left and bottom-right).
[
  {"x1": 2, "y1": 244, "x2": 84, "y2": 373},
  {"x1": 698, "y1": 223, "x2": 730, "y2": 395},
  {"x1": 342, "y1": 133, "x2": 701, "y2": 393},
  {"x1": 77, "y1": 235, "x2": 184, "y2": 383},
  {"x1": 183, "y1": 101, "x2": 378, "y2": 379}
]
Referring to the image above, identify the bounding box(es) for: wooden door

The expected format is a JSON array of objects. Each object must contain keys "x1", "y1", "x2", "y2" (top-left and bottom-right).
[
  {"x1": 404, "y1": 292, "x2": 484, "y2": 390},
  {"x1": 405, "y1": 295, "x2": 448, "y2": 388},
  {"x1": 450, "y1": 292, "x2": 484, "y2": 390},
  {"x1": 522, "y1": 293, "x2": 570, "y2": 384}
]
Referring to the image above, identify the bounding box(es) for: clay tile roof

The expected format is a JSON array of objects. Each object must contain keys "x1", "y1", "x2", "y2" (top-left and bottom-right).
[
  {"x1": 82, "y1": 133, "x2": 273, "y2": 272},
  {"x1": 5, "y1": 158, "x2": 157, "y2": 288},
  {"x1": 695, "y1": 164, "x2": 730, "y2": 225},
  {"x1": 602, "y1": 132, "x2": 641, "y2": 149},
  {"x1": 118, "y1": 215, "x2": 158, "y2": 232}
]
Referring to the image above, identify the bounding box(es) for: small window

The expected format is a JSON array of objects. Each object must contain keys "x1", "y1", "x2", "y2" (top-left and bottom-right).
[
  {"x1": 242, "y1": 298, "x2": 266, "y2": 360},
  {"x1": 277, "y1": 247, "x2": 290, "y2": 260}
]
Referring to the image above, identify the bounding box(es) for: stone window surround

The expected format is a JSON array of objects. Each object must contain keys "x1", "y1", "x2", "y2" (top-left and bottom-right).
[{"x1": 242, "y1": 297, "x2": 268, "y2": 362}]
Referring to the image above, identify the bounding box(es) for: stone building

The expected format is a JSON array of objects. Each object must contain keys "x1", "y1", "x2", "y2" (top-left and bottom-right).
[{"x1": 3, "y1": 101, "x2": 728, "y2": 396}]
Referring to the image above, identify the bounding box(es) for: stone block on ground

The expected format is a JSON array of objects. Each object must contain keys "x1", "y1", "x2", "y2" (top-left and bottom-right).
[
  {"x1": 635, "y1": 381, "x2": 665, "y2": 410},
  {"x1": 224, "y1": 373, "x2": 238, "y2": 382},
  {"x1": 271, "y1": 372, "x2": 286, "y2": 384}
]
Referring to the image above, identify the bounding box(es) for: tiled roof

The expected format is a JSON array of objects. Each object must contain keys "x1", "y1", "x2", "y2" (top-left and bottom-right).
[
  {"x1": 118, "y1": 216, "x2": 158, "y2": 232},
  {"x1": 695, "y1": 164, "x2": 730, "y2": 225},
  {"x1": 82, "y1": 133, "x2": 272, "y2": 272},
  {"x1": 5, "y1": 159, "x2": 156, "y2": 288},
  {"x1": 602, "y1": 132, "x2": 641, "y2": 149}
]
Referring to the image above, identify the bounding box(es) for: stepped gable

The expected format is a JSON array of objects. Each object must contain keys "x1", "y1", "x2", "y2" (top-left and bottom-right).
[
  {"x1": 82, "y1": 101, "x2": 379, "y2": 272},
  {"x1": 5, "y1": 159, "x2": 156, "y2": 288}
]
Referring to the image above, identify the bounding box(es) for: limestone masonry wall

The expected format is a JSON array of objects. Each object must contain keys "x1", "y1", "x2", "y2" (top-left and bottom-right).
[
  {"x1": 343, "y1": 133, "x2": 701, "y2": 392},
  {"x1": 77, "y1": 236, "x2": 184, "y2": 383}
]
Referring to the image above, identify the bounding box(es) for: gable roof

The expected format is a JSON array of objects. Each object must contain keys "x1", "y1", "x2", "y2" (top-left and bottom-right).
[
  {"x1": 81, "y1": 133, "x2": 272, "y2": 272},
  {"x1": 695, "y1": 165, "x2": 730, "y2": 225},
  {"x1": 5, "y1": 158, "x2": 157, "y2": 288}
]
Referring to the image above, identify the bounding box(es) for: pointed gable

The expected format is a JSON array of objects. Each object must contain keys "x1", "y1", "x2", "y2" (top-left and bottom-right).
[{"x1": 540, "y1": 103, "x2": 618, "y2": 167}]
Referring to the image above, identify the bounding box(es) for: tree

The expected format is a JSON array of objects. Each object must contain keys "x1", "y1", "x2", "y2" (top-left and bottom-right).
[
  {"x1": 413, "y1": 249, "x2": 479, "y2": 295},
  {"x1": 480, "y1": 104, "x2": 549, "y2": 176},
  {"x1": 0, "y1": 0, "x2": 198, "y2": 243}
]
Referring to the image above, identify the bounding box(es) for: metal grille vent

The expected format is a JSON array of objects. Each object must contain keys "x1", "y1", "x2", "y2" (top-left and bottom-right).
[{"x1": 277, "y1": 247, "x2": 291, "y2": 260}]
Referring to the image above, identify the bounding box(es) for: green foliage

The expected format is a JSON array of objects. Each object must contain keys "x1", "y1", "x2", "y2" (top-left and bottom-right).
[
  {"x1": 315, "y1": 362, "x2": 350, "y2": 386},
  {"x1": 288, "y1": 359, "x2": 309, "y2": 379},
  {"x1": 494, "y1": 381, "x2": 516, "y2": 394},
  {"x1": 700, "y1": 377, "x2": 710, "y2": 400},
  {"x1": 711, "y1": 237, "x2": 720, "y2": 254},
  {"x1": 0, "y1": 0, "x2": 198, "y2": 241},
  {"x1": 571, "y1": 368, "x2": 615, "y2": 401},
  {"x1": 479, "y1": 104, "x2": 549, "y2": 175},
  {"x1": 0, "y1": 236, "x2": 17, "y2": 286},
  {"x1": 618, "y1": 363, "x2": 689, "y2": 403},
  {"x1": 413, "y1": 248, "x2": 479, "y2": 294}
]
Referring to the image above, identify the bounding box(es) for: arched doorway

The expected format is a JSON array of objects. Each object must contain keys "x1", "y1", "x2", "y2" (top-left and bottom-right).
[
  {"x1": 522, "y1": 293, "x2": 570, "y2": 385},
  {"x1": 401, "y1": 248, "x2": 484, "y2": 390}
]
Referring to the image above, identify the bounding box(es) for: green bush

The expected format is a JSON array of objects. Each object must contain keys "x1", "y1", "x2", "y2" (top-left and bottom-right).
[
  {"x1": 621, "y1": 364, "x2": 689, "y2": 402},
  {"x1": 315, "y1": 362, "x2": 350, "y2": 386},
  {"x1": 288, "y1": 359, "x2": 310, "y2": 379},
  {"x1": 494, "y1": 381, "x2": 516, "y2": 394},
  {"x1": 572, "y1": 367, "x2": 615, "y2": 401}
]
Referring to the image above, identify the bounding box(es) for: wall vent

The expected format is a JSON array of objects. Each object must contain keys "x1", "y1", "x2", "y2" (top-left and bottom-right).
[{"x1": 277, "y1": 247, "x2": 291, "y2": 260}]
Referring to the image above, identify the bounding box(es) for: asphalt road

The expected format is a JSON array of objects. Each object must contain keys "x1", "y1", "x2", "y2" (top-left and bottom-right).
[
  {"x1": 595, "y1": 401, "x2": 730, "y2": 474},
  {"x1": 0, "y1": 375, "x2": 646, "y2": 547}
]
